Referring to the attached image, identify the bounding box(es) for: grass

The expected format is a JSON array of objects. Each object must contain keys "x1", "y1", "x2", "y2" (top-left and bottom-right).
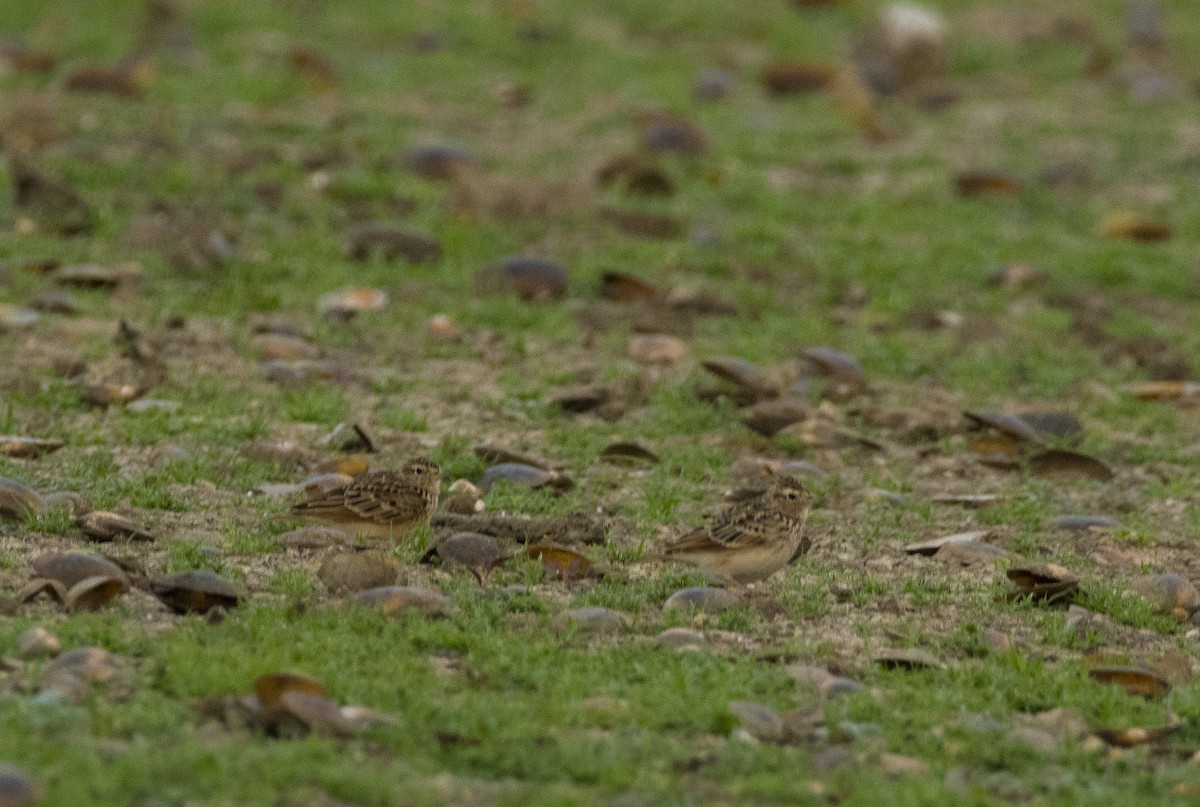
[{"x1": 4, "y1": 0, "x2": 1200, "y2": 803}]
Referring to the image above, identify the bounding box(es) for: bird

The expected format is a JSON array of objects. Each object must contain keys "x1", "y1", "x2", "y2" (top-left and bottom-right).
[
  {"x1": 289, "y1": 458, "x2": 441, "y2": 543},
  {"x1": 660, "y1": 474, "x2": 810, "y2": 585}
]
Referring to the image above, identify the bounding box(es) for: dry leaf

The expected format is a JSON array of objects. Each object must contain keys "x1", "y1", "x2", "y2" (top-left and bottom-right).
[
  {"x1": 76, "y1": 511, "x2": 156, "y2": 542},
  {"x1": 476, "y1": 257, "x2": 568, "y2": 301},
  {"x1": 527, "y1": 544, "x2": 594, "y2": 582},
  {"x1": 595, "y1": 155, "x2": 675, "y2": 197},
  {"x1": 0, "y1": 435, "x2": 64, "y2": 458},
  {"x1": 254, "y1": 671, "x2": 328, "y2": 714},
  {"x1": 317, "y1": 552, "x2": 399, "y2": 595},
  {"x1": 1088, "y1": 665, "x2": 1170, "y2": 698},
  {"x1": 598, "y1": 441, "x2": 660, "y2": 466},
  {"x1": 1099, "y1": 212, "x2": 1171, "y2": 242},
  {"x1": 1121, "y1": 381, "x2": 1200, "y2": 401},
  {"x1": 349, "y1": 586, "x2": 450, "y2": 616},
  {"x1": 600, "y1": 271, "x2": 661, "y2": 302},
  {"x1": 151, "y1": 570, "x2": 243, "y2": 614},
  {"x1": 955, "y1": 171, "x2": 1024, "y2": 198},
  {"x1": 1029, "y1": 449, "x2": 1113, "y2": 481},
  {"x1": 402, "y1": 145, "x2": 481, "y2": 181},
  {"x1": 0, "y1": 476, "x2": 45, "y2": 520},
  {"x1": 65, "y1": 575, "x2": 127, "y2": 612},
  {"x1": 288, "y1": 45, "x2": 338, "y2": 92},
  {"x1": 904, "y1": 529, "x2": 993, "y2": 556},
  {"x1": 761, "y1": 60, "x2": 837, "y2": 95},
  {"x1": 345, "y1": 222, "x2": 441, "y2": 263},
  {"x1": 32, "y1": 553, "x2": 128, "y2": 589},
  {"x1": 872, "y1": 648, "x2": 944, "y2": 670},
  {"x1": 316, "y1": 287, "x2": 388, "y2": 319}
]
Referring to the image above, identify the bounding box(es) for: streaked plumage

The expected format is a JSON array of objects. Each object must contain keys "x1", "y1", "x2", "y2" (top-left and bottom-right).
[
  {"x1": 290, "y1": 458, "x2": 441, "y2": 542},
  {"x1": 662, "y1": 475, "x2": 809, "y2": 584}
]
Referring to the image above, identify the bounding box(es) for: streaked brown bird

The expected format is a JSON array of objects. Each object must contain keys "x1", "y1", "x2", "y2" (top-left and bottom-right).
[
  {"x1": 289, "y1": 458, "x2": 441, "y2": 543},
  {"x1": 660, "y1": 475, "x2": 810, "y2": 585}
]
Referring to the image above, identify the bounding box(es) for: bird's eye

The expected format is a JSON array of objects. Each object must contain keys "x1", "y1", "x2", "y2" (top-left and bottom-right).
[
  {"x1": 786, "y1": 491, "x2": 799, "y2": 500},
  {"x1": 414, "y1": 468, "x2": 424, "y2": 474}
]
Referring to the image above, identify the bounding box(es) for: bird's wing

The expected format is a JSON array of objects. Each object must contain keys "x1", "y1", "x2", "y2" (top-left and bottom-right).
[
  {"x1": 289, "y1": 484, "x2": 352, "y2": 516},
  {"x1": 705, "y1": 516, "x2": 753, "y2": 547},
  {"x1": 342, "y1": 484, "x2": 427, "y2": 523},
  {"x1": 663, "y1": 524, "x2": 721, "y2": 555}
]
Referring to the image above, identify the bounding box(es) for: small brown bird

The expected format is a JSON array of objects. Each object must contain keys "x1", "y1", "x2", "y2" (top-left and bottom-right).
[
  {"x1": 289, "y1": 458, "x2": 441, "y2": 542},
  {"x1": 661, "y1": 475, "x2": 810, "y2": 585}
]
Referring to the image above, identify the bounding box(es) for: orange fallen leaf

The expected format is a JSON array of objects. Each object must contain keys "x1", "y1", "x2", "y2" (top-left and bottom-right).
[{"x1": 1099, "y1": 212, "x2": 1171, "y2": 242}]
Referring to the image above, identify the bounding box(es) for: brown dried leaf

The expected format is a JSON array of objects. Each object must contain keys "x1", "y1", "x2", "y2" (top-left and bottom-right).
[
  {"x1": 288, "y1": 45, "x2": 338, "y2": 92},
  {"x1": 254, "y1": 671, "x2": 328, "y2": 714},
  {"x1": 930, "y1": 493, "x2": 1003, "y2": 508},
  {"x1": 317, "y1": 552, "x2": 399, "y2": 595},
  {"x1": 1122, "y1": 381, "x2": 1200, "y2": 401},
  {"x1": 316, "y1": 287, "x2": 388, "y2": 319},
  {"x1": 955, "y1": 170, "x2": 1024, "y2": 198},
  {"x1": 1099, "y1": 212, "x2": 1171, "y2": 242},
  {"x1": 1094, "y1": 725, "x2": 1177, "y2": 748},
  {"x1": 987, "y1": 263, "x2": 1047, "y2": 289},
  {"x1": 64, "y1": 57, "x2": 153, "y2": 99},
  {"x1": 280, "y1": 690, "x2": 354, "y2": 738},
  {"x1": 0, "y1": 435, "x2": 64, "y2": 458},
  {"x1": 1030, "y1": 449, "x2": 1113, "y2": 481},
  {"x1": 761, "y1": 60, "x2": 837, "y2": 95},
  {"x1": 345, "y1": 222, "x2": 441, "y2": 263},
  {"x1": 476, "y1": 257, "x2": 567, "y2": 301},
  {"x1": 595, "y1": 156, "x2": 675, "y2": 197},
  {"x1": 9, "y1": 154, "x2": 94, "y2": 236},
  {"x1": 962, "y1": 410, "x2": 1045, "y2": 444},
  {"x1": 0, "y1": 476, "x2": 45, "y2": 520},
  {"x1": 76, "y1": 511, "x2": 156, "y2": 542},
  {"x1": 402, "y1": 145, "x2": 481, "y2": 181},
  {"x1": 18, "y1": 578, "x2": 68, "y2": 605},
  {"x1": 600, "y1": 271, "x2": 661, "y2": 302},
  {"x1": 742, "y1": 397, "x2": 809, "y2": 437},
  {"x1": 31, "y1": 553, "x2": 128, "y2": 588},
  {"x1": 967, "y1": 432, "x2": 1023, "y2": 465},
  {"x1": 904, "y1": 529, "x2": 993, "y2": 556},
  {"x1": 349, "y1": 586, "x2": 450, "y2": 616},
  {"x1": 829, "y1": 67, "x2": 889, "y2": 142},
  {"x1": 628, "y1": 334, "x2": 686, "y2": 365},
  {"x1": 1, "y1": 43, "x2": 58, "y2": 72},
  {"x1": 701, "y1": 356, "x2": 778, "y2": 401},
  {"x1": 65, "y1": 575, "x2": 127, "y2": 612},
  {"x1": 1088, "y1": 665, "x2": 1170, "y2": 698},
  {"x1": 54, "y1": 262, "x2": 144, "y2": 289},
  {"x1": 598, "y1": 207, "x2": 684, "y2": 240},
  {"x1": 312, "y1": 454, "x2": 370, "y2": 477},
  {"x1": 548, "y1": 383, "x2": 609, "y2": 413},
  {"x1": 799, "y1": 347, "x2": 868, "y2": 394},
  {"x1": 872, "y1": 648, "x2": 944, "y2": 671},
  {"x1": 1007, "y1": 563, "x2": 1079, "y2": 604},
  {"x1": 598, "y1": 441, "x2": 660, "y2": 466},
  {"x1": 151, "y1": 570, "x2": 243, "y2": 614},
  {"x1": 527, "y1": 544, "x2": 594, "y2": 582}
]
